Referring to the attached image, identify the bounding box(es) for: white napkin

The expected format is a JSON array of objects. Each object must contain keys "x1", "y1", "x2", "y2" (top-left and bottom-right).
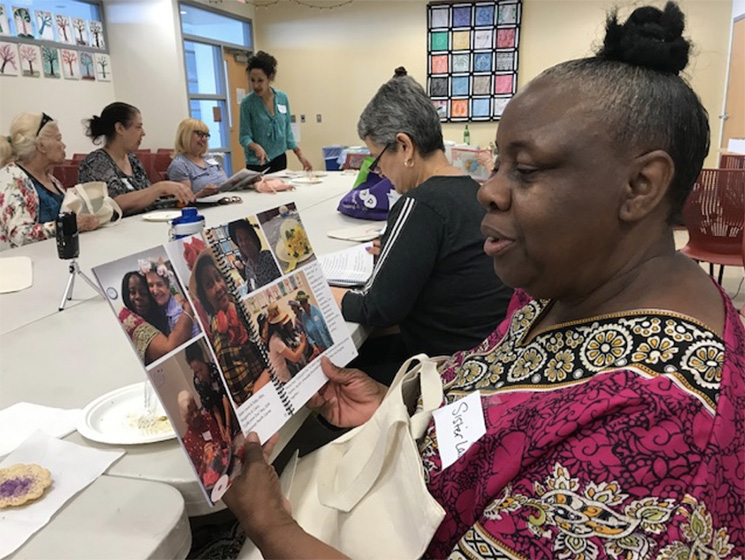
[
  {"x1": 0, "y1": 431, "x2": 124, "y2": 559},
  {"x1": 0, "y1": 257, "x2": 32, "y2": 293},
  {"x1": 0, "y1": 403, "x2": 82, "y2": 457}
]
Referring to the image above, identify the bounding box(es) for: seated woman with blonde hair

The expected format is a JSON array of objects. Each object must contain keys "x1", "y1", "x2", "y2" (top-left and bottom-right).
[
  {"x1": 78, "y1": 102, "x2": 195, "y2": 216},
  {"x1": 167, "y1": 118, "x2": 227, "y2": 199},
  {"x1": 0, "y1": 112, "x2": 99, "y2": 248}
]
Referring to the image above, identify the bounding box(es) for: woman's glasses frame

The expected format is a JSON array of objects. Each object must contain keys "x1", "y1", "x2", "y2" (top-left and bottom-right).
[
  {"x1": 368, "y1": 142, "x2": 392, "y2": 174},
  {"x1": 193, "y1": 130, "x2": 211, "y2": 139}
]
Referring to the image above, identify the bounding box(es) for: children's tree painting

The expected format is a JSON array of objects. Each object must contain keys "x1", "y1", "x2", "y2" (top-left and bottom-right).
[
  {"x1": 42, "y1": 46, "x2": 60, "y2": 78},
  {"x1": 55, "y1": 14, "x2": 73, "y2": 44},
  {"x1": 35, "y1": 10, "x2": 55, "y2": 41},
  {"x1": 95, "y1": 53, "x2": 111, "y2": 81},
  {"x1": 72, "y1": 17, "x2": 88, "y2": 46},
  {"x1": 19, "y1": 43, "x2": 41, "y2": 77},
  {"x1": 61, "y1": 48, "x2": 78, "y2": 79},
  {"x1": 0, "y1": 6, "x2": 9, "y2": 37},
  {"x1": 12, "y1": 6, "x2": 33, "y2": 38},
  {"x1": 0, "y1": 41, "x2": 19, "y2": 75},
  {"x1": 79, "y1": 51, "x2": 94, "y2": 80},
  {"x1": 89, "y1": 20, "x2": 105, "y2": 49}
]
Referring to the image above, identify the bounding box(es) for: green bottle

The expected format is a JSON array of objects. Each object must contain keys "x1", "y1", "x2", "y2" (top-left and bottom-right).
[{"x1": 463, "y1": 124, "x2": 470, "y2": 145}]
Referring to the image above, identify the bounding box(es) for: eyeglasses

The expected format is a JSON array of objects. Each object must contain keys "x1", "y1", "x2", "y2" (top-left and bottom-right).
[
  {"x1": 368, "y1": 143, "x2": 391, "y2": 174},
  {"x1": 36, "y1": 112, "x2": 53, "y2": 137},
  {"x1": 194, "y1": 131, "x2": 211, "y2": 139}
]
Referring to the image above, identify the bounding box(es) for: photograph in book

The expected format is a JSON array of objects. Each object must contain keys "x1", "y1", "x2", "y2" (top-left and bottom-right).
[
  {"x1": 210, "y1": 216, "x2": 281, "y2": 297},
  {"x1": 91, "y1": 204, "x2": 359, "y2": 506},
  {"x1": 256, "y1": 203, "x2": 316, "y2": 274},
  {"x1": 92, "y1": 246, "x2": 203, "y2": 368},
  {"x1": 246, "y1": 270, "x2": 334, "y2": 386},
  {"x1": 146, "y1": 337, "x2": 244, "y2": 505}
]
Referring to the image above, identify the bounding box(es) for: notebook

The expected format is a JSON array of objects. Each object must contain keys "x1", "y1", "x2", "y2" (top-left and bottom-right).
[
  {"x1": 92, "y1": 202, "x2": 357, "y2": 506},
  {"x1": 318, "y1": 243, "x2": 374, "y2": 287}
]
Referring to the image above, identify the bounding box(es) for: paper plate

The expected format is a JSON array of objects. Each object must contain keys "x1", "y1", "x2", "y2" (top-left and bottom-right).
[
  {"x1": 142, "y1": 210, "x2": 181, "y2": 222},
  {"x1": 291, "y1": 177, "x2": 323, "y2": 185},
  {"x1": 77, "y1": 382, "x2": 176, "y2": 445}
]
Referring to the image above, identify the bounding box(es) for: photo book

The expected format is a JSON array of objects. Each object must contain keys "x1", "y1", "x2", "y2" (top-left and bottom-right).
[
  {"x1": 92, "y1": 203, "x2": 357, "y2": 505},
  {"x1": 217, "y1": 168, "x2": 265, "y2": 192}
]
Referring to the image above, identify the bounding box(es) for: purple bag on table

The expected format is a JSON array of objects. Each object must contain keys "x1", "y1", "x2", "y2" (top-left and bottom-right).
[{"x1": 337, "y1": 157, "x2": 394, "y2": 221}]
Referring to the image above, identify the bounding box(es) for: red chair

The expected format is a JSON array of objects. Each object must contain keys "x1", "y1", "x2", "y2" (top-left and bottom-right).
[
  {"x1": 136, "y1": 152, "x2": 156, "y2": 183},
  {"x1": 151, "y1": 153, "x2": 172, "y2": 182},
  {"x1": 71, "y1": 153, "x2": 88, "y2": 162},
  {"x1": 720, "y1": 153, "x2": 745, "y2": 169},
  {"x1": 156, "y1": 148, "x2": 172, "y2": 154},
  {"x1": 680, "y1": 169, "x2": 745, "y2": 284},
  {"x1": 52, "y1": 164, "x2": 80, "y2": 189}
]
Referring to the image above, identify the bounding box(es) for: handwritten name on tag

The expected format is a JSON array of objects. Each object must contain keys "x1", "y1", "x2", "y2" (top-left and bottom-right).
[{"x1": 432, "y1": 390, "x2": 486, "y2": 470}]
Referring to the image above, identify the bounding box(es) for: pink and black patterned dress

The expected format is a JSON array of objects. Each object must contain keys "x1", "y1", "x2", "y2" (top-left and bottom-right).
[{"x1": 422, "y1": 287, "x2": 744, "y2": 559}]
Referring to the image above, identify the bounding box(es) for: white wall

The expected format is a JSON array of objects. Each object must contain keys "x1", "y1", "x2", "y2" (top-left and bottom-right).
[
  {"x1": 255, "y1": 0, "x2": 733, "y2": 170},
  {"x1": 104, "y1": 0, "x2": 189, "y2": 152}
]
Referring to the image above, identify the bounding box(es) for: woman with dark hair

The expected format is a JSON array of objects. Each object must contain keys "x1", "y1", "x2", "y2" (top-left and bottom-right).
[
  {"x1": 239, "y1": 51, "x2": 312, "y2": 173},
  {"x1": 78, "y1": 102, "x2": 195, "y2": 216},
  {"x1": 227, "y1": 219, "x2": 281, "y2": 291},
  {"x1": 118, "y1": 271, "x2": 195, "y2": 365},
  {"x1": 332, "y1": 69, "x2": 514, "y2": 380},
  {"x1": 192, "y1": 250, "x2": 271, "y2": 406},
  {"x1": 225, "y1": 3, "x2": 744, "y2": 558}
]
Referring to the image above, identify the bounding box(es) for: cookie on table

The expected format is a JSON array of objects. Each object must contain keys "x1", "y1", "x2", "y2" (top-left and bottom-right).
[{"x1": 0, "y1": 464, "x2": 52, "y2": 508}]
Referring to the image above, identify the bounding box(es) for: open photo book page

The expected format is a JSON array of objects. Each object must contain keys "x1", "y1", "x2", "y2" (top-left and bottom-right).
[
  {"x1": 218, "y1": 168, "x2": 264, "y2": 192},
  {"x1": 91, "y1": 202, "x2": 357, "y2": 506}
]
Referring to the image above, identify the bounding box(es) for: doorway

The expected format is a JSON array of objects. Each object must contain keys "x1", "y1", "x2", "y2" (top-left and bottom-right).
[
  {"x1": 224, "y1": 48, "x2": 250, "y2": 171},
  {"x1": 721, "y1": 17, "x2": 744, "y2": 153}
]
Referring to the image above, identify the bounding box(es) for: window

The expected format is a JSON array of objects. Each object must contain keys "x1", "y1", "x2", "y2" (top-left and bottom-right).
[{"x1": 179, "y1": 2, "x2": 254, "y2": 175}]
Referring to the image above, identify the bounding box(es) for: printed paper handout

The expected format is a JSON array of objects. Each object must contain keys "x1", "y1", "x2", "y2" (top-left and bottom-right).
[
  {"x1": 218, "y1": 168, "x2": 265, "y2": 192},
  {"x1": 92, "y1": 202, "x2": 357, "y2": 505}
]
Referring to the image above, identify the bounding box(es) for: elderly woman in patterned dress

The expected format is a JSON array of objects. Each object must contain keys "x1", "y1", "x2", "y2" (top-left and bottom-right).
[
  {"x1": 222, "y1": 3, "x2": 744, "y2": 559},
  {"x1": 0, "y1": 112, "x2": 99, "y2": 248}
]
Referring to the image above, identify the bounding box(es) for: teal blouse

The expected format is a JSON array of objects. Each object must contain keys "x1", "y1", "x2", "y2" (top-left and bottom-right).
[{"x1": 239, "y1": 88, "x2": 298, "y2": 166}]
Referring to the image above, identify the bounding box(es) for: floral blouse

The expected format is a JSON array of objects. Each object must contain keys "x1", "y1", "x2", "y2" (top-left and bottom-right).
[{"x1": 0, "y1": 162, "x2": 62, "y2": 248}]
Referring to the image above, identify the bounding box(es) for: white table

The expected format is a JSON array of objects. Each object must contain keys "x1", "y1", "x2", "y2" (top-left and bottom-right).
[
  {"x1": 7, "y1": 476, "x2": 191, "y2": 560},
  {"x1": 0, "y1": 172, "x2": 373, "y2": 523}
]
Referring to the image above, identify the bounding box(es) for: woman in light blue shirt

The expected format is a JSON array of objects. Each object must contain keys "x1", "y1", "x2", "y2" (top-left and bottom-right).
[
  {"x1": 239, "y1": 51, "x2": 312, "y2": 173},
  {"x1": 167, "y1": 118, "x2": 226, "y2": 198}
]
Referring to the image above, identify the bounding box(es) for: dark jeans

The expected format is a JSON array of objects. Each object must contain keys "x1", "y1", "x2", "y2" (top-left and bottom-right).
[{"x1": 247, "y1": 152, "x2": 287, "y2": 174}]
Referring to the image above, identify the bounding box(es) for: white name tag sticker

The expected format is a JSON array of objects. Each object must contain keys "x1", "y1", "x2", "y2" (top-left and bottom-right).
[
  {"x1": 205, "y1": 158, "x2": 218, "y2": 166},
  {"x1": 202, "y1": 430, "x2": 213, "y2": 441},
  {"x1": 277, "y1": 104, "x2": 287, "y2": 114},
  {"x1": 432, "y1": 390, "x2": 486, "y2": 470}
]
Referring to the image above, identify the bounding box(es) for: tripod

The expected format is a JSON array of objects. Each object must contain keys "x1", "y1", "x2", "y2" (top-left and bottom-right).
[{"x1": 58, "y1": 259, "x2": 102, "y2": 311}]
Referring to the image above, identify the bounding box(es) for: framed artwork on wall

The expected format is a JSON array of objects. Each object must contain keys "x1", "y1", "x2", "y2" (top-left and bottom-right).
[
  {"x1": 426, "y1": 0, "x2": 522, "y2": 122},
  {"x1": 95, "y1": 52, "x2": 111, "y2": 81},
  {"x1": 72, "y1": 17, "x2": 88, "y2": 46},
  {"x1": 35, "y1": 10, "x2": 54, "y2": 41},
  {"x1": 12, "y1": 6, "x2": 33, "y2": 38},
  {"x1": 0, "y1": 6, "x2": 9, "y2": 37}
]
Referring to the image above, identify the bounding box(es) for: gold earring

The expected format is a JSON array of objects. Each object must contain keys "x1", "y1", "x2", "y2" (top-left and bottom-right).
[{"x1": 404, "y1": 159, "x2": 413, "y2": 168}]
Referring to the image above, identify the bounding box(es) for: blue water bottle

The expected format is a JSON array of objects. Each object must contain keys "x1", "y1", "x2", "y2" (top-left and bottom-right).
[{"x1": 168, "y1": 207, "x2": 205, "y2": 240}]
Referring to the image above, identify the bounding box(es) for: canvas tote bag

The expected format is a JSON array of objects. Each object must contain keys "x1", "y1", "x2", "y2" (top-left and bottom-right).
[
  {"x1": 239, "y1": 354, "x2": 447, "y2": 559},
  {"x1": 61, "y1": 181, "x2": 122, "y2": 225}
]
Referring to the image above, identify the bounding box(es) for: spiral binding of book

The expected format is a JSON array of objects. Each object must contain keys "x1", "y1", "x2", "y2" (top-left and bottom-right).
[{"x1": 204, "y1": 229, "x2": 294, "y2": 415}]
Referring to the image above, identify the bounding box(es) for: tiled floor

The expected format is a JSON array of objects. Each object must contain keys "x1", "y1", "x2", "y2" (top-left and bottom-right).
[{"x1": 673, "y1": 229, "x2": 745, "y2": 324}]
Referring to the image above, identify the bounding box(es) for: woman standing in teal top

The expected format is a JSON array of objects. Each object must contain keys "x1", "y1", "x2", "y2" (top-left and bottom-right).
[{"x1": 239, "y1": 51, "x2": 312, "y2": 173}]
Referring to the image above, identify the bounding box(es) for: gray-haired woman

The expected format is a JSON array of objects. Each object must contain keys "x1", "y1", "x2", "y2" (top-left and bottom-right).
[{"x1": 331, "y1": 69, "x2": 513, "y2": 382}]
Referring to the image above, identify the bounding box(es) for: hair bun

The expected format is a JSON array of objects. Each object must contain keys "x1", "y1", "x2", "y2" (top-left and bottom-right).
[
  {"x1": 598, "y1": 1, "x2": 689, "y2": 74},
  {"x1": 393, "y1": 66, "x2": 408, "y2": 78}
]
